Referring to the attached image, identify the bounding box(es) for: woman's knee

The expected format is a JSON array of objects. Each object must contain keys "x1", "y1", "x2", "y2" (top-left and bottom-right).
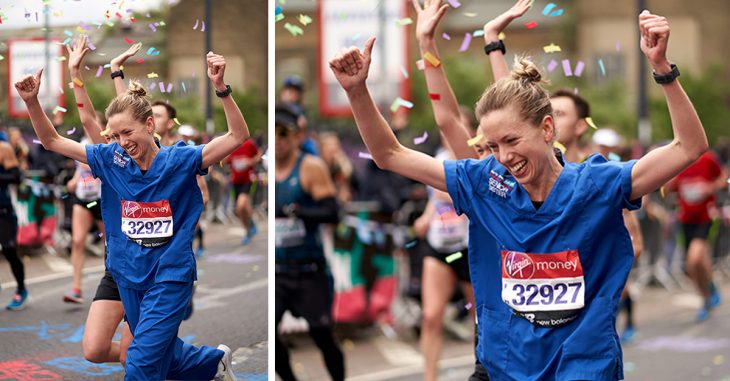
[{"x1": 82, "y1": 339, "x2": 110, "y2": 363}]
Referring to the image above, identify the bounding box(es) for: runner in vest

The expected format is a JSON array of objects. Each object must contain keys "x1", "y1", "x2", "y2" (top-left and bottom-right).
[
  {"x1": 275, "y1": 106, "x2": 344, "y2": 381},
  {"x1": 329, "y1": 10, "x2": 706, "y2": 379},
  {"x1": 16, "y1": 50, "x2": 244, "y2": 381}
]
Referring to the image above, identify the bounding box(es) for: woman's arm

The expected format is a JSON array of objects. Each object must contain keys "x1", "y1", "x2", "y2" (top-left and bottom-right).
[
  {"x1": 483, "y1": 0, "x2": 532, "y2": 81},
  {"x1": 14, "y1": 70, "x2": 87, "y2": 163},
  {"x1": 200, "y1": 52, "x2": 250, "y2": 169},
  {"x1": 329, "y1": 37, "x2": 447, "y2": 192},
  {"x1": 67, "y1": 35, "x2": 106, "y2": 144},
  {"x1": 412, "y1": 0, "x2": 476, "y2": 159},
  {"x1": 110, "y1": 42, "x2": 142, "y2": 97},
  {"x1": 630, "y1": 11, "x2": 708, "y2": 200}
]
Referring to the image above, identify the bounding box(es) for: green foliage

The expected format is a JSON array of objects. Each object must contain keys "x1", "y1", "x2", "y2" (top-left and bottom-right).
[{"x1": 213, "y1": 86, "x2": 267, "y2": 137}]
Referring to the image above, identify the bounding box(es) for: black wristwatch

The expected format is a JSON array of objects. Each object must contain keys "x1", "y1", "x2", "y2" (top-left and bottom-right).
[
  {"x1": 110, "y1": 70, "x2": 124, "y2": 80},
  {"x1": 484, "y1": 39, "x2": 506, "y2": 55},
  {"x1": 652, "y1": 63, "x2": 680, "y2": 84},
  {"x1": 215, "y1": 84, "x2": 232, "y2": 98}
]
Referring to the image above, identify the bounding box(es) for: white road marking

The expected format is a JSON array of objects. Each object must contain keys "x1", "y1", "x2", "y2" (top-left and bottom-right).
[
  {"x1": 195, "y1": 278, "x2": 268, "y2": 311},
  {"x1": 347, "y1": 354, "x2": 475, "y2": 381}
]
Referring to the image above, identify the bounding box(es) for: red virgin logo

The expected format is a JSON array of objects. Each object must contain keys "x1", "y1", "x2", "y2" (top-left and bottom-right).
[
  {"x1": 504, "y1": 251, "x2": 535, "y2": 279},
  {"x1": 123, "y1": 201, "x2": 142, "y2": 218}
]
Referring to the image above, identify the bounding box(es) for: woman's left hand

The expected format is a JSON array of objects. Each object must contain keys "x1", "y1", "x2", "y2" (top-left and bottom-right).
[
  {"x1": 639, "y1": 10, "x2": 671, "y2": 70},
  {"x1": 207, "y1": 52, "x2": 227, "y2": 90}
]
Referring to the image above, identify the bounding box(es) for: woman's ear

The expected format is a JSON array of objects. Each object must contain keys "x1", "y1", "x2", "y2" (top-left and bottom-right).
[
  {"x1": 542, "y1": 114, "x2": 555, "y2": 143},
  {"x1": 146, "y1": 116, "x2": 155, "y2": 135}
]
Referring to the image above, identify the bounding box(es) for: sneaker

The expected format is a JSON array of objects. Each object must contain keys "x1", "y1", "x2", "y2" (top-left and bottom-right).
[
  {"x1": 620, "y1": 326, "x2": 636, "y2": 343},
  {"x1": 709, "y1": 283, "x2": 721, "y2": 308},
  {"x1": 63, "y1": 289, "x2": 84, "y2": 304},
  {"x1": 242, "y1": 222, "x2": 257, "y2": 246},
  {"x1": 213, "y1": 344, "x2": 237, "y2": 381},
  {"x1": 196, "y1": 248, "x2": 205, "y2": 258},
  {"x1": 6, "y1": 289, "x2": 29, "y2": 310},
  {"x1": 696, "y1": 306, "x2": 710, "y2": 322}
]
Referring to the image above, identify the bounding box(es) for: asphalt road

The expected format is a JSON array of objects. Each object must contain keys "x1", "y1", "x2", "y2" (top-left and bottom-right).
[{"x1": 0, "y1": 220, "x2": 268, "y2": 381}]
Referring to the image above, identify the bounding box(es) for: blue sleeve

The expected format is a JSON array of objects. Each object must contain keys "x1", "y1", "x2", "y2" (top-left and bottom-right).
[
  {"x1": 444, "y1": 159, "x2": 483, "y2": 216},
  {"x1": 174, "y1": 141, "x2": 208, "y2": 176},
  {"x1": 585, "y1": 154, "x2": 642, "y2": 211},
  {"x1": 85, "y1": 144, "x2": 105, "y2": 182}
]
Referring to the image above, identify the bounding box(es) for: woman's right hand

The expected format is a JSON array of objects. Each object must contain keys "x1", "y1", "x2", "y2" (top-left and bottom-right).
[
  {"x1": 412, "y1": 0, "x2": 449, "y2": 41},
  {"x1": 329, "y1": 37, "x2": 376, "y2": 92},
  {"x1": 14, "y1": 69, "x2": 43, "y2": 102},
  {"x1": 66, "y1": 35, "x2": 90, "y2": 73},
  {"x1": 110, "y1": 42, "x2": 142, "y2": 70},
  {"x1": 483, "y1": 0, "x2": 532, "y2": 41}
]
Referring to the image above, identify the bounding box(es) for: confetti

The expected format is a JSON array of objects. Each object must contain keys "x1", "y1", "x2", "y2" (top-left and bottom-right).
[
  {"x1": 399, "y1": 66, "x2": 409, "y2": 79},
  {"x1": 464, "y1": 12, "x2": 477, "y2": 17},
  {"x1": 553, "y1": 141, "x2": 566, "y2": 154},
  {"x1": 284, "y1": 23, "x2": 303, "y2": 36},
  {"x1": 358, "y1": 152, "x2": 373, "y2": 160},
  {"x1": 543, "y1": 43, "x2": 561, "y2": 53},
  {"x1": 429, "y1": 93, "x2": 441, "y2": 100},
  {"x1": 562, "y1": 59, "x2": 573, "y2": 76},
  {"x1": 86, "y1": 201, "x2": 98, "y2": 208},
  {"x1": 467, "y1": 134, "x2": 483, "y2": 147},
  {"x1": 201, "y1": 21, "x2": 206, "y2": 32},
  {"x1": 549, "y1": 9, "x2": 564, "y2": 17},
  {"x1": 390, "y1": 97, "x2": 414, "y2": 112},
  {"x1": 173, "y1": 118, "x2": 181, "y2": 126},
  {"x1": 547, "y1": 59, "x2": 558, "y2": 72},
  {"x1": 193, "y1": 19, "x2": 199, "y2": 29},
  {"x1": 465, "y1": 302, "x2": 472, "y2": 310},
  {"x1": 423, "y1": 52, "x2": 441, "y2": 67},
  {"x1": 136, "y1": 58, "x2": 144, "y2": 63},
  {"x1": 405, "y1": 240, "x2": 418, "y2": 248},
  {"x1": 598, "y1": 59, "x2": 606, "y2": 76},
  {"x1": 33, "y1": 139, "x2": 42, "y2": 145},
  {"x1": 166, "y1": 83, "x2": 173, "y2": 93},
  {"x1": 53, "y1": 106, "x2": 67, "y2": 114},
  {"x1": 298, "y1": 14, "x2": 312, "y2": 25},
  {"x1": 458, "y1": 33, "x2": 472, "y2": 52},
  {"x1": 72, "y1": 77, "x2": 84, "y2": 88},
  {"x1": 574, "y1": 60, "x2": 585, "y2": 77},
  {"x1": 123, "y1": 37, "x2": 134, "y2": 44},
  {"x1": 75, "y1": 103, "x2": 83, "y2": 108},
  {"x1": 472, "y1": 29, "x2": 484, "y2": 37},
  {"x1": 147, "y1": 72, "x2": 158, "y2": 78},
  {"x1": 275, "y1": 13, "x2": 285, "y2": 22},
  {"x1": 416, "y1": 59, "x2": 425, "y2": 71},
  {"x1": 0, "y1": 55, "x2": 4, "y2": 61},
  {"x1": 395, "y1": 18, "x2": 412, "y2": 26},
  {"x1": 146, "y1": 47, "x2": 160, "y2": 56},
  {"x1": 542, "y1": 3, "x2": 556, "y2": 15},
  {"x1": 67, "y1": 127, "x2": 76, "y2": 135},
  {"x1": 585, "y1": 117, "x2": 598, "y2": 129},
  {"x1": 447, "y1": 0, "x2": 462, "y2": 8},
  {"x1": 159, "y1": 82, "x2": 166, "y2": 93},
  {"x1": 498, "y1": 32, "x2": 506, "y2": 40},
  {"x1": 615, "y1": 41, "x2": 621, "y2": 51},
  {"x1": 95, "y1": 65, "x2": 103, "y2": 77},
  {"x1": 182, "y1": 82, "x2": 187, "y2": 92},
  {"x1": 413, "y1": 132, "x2": 428, "y2": 145},
  {"x1": 445, "y1": 251, "x2": 463, "y2": 263},
  {"x1": 442, "y1": 33, "x2": 451, "y2": 40},
  {"x1": 525, "y1": 21, "x2": 538, "y2": 29}
]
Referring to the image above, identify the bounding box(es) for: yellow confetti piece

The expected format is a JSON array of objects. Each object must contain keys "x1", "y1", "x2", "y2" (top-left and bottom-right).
[
  {"x1": 173, "y1": 118, "x2": 181, "y2": 126},
  {"x1": 159, "y1": 21, "x2": 166, "y2": 26},
  {"x1": 86, "y1": 201, "x2": 98, "y2": 208},
  {"x1": 423, "y1": 52, "x2": 441, "y2": 67},
  {"x1": 464, "y1": 12, "x2": 477, "y2": 17},
  {"x1": 298, "y1": 14, "x2": 312, "y2": 25},
  {"x1": 498, "y1": 32, "x2": 506, "y2": 40},
  {"x1": 0, "y1": 55, "x2": 4, "y2": 61},
  {"x1": 147, "y1": 72, "x2": 159, "y2": 78},
  {"x1": 395, "y1": 17, "x2": 413, "y2": 26},
  {"x1": 467, "y1": 134, "x2": 484, "y2": 147},
  {"x1": 445, "y1": 251, "x2": 463, "y2": 263},
  {"x1": 659, "y1": 186, "x2": 665, "y2": 198},
  {"x1": 543, "y1": 43, "x2": 562, "y2": 53},
  {"x1": 72, "y1": 77, "x2": 84, "y2": 88},
  {"x1": 553, "y1": 140, "x2": 566, "y2": 154},
  {"x1": 100, "y1": 128, "x2": 111, "y2": 137},
  {"x1": 284, "y1": 22, "x2": 304, "y2": 36},
  {"x1": 56, "y1": 56, "x2": 67, "y2": 62},
  {"x1": 585, "y1": 117, "x2": 597, "y2": 129},
  {"x1": 153, "y1": 132, "x2": 162, "y2": 141}
]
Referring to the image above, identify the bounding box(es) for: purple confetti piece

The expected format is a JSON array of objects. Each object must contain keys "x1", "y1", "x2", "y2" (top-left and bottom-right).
[
  {"x1": 547, "y1": 59, "x2": 558, "y2": 72},
  {"x1": 458, "y1": 33, "x2": 472, "y2": 52},
  {"x1": 149, "y1": 23, "x2": 157, "y2": 32},
  {"x1": 84, "y1": 65, "x2": 90, "y2": 70},
  {"x1": 149, "y1": 82, "x2": 156, "y2": 90},
  {"x1": 201, "y1": 21, "x2": 205, "y2": 32},
  {"x1": 447, "y1": 0, "x2": 461, "y2": 8},
  {"x1": 32, "y1": 139, "x2": 42, "y2": 144},
  {"x1": 67, "y1": 127, "x2": 76, "y2": 135},
  {"x1": 193, "y1": 19, "x2": 199, "y2": 30},
  {"x1": 166, "y1": 83, "x2": 173, "y2": 93},
  {"x1": 413, "y1": 132, "x2": 428, "y2": 145},
  {"x1": 442, "y1": 33, "x2": 451, "y2": 40},
  {"x1": 465, "y1": 302, "x2": 472, "y2": 310},
  {"x1": 574, "y1": 60, "x2": 585, "y2": 77},
  {"x1": 159, "y1": 82, "x2": 166, "y2": 93},
  {"x1": 87, "y1": 42, "x2": 96, "y2": 51},
  {"x1": 358, "y1": 152, "x2": 373, "y2": 160},
  {"x1": 561, "y1": 59, "x2": 573, "y2": 76}
]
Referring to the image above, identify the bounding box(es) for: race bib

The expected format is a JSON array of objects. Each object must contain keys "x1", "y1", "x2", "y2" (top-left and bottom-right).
[
  {"x1": 121, "y1": 200, "x2": 173, "y2": 247},
  {"x1": 501, "y1": 250, "x2": 585, "y2": 327},
  {"x1": 232, "y1": 157, "x2": 250, "y2": 172},
  {"x1": 275, "y1": 217, "x2": 306, "y2": 248},
  {"x1": 76, "y1": 171, "x2": 102, "y2": 201},
  {"x1": 426, "y1": 209, "x2": 469, "y2": 252}
]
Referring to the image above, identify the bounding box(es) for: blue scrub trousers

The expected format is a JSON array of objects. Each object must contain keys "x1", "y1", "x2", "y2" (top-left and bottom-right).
[{"x1": 118, "y1": 280, "x2": 223, "y2": 381}]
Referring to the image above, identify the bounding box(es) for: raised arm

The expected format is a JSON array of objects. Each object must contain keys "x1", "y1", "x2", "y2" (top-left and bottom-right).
[
  {"x1": 329, "y1": 37, "x2": 446, "y2": 192},
  {"x1": 412, "y1": 0, "x2": 476, "y2": 159},
  {"x1": 67, "y1": 35, "x2": 105, "y2": 144},
  {"x1": 630, "y1": 11, "x2": 708, "y2": 200},
  {"x1": 14, "y1": 70, "x2": 87, "y2": 163},
  {"x1": 200, "y1": 52, "x2": 250, "y2": 169},
  {"x1": 483, "y1": 0, "x2": 531, "y2": 81},
  {"x1": 110, "y1": 42, "x2": 141, "y2": 96}
]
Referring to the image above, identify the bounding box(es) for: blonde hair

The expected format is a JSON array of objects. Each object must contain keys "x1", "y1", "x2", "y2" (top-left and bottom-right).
[
  {"x1": 105, "y1": 81, "x2": 153, "y2": 124},
  {"x1": 475, "y1": 57, "x2": 552, "y2": 127}
]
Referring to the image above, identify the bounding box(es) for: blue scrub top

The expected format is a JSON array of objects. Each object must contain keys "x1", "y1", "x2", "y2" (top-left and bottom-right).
[
  {"x1": 444, "y1": 154, "x2": 640, "y2": 381},
  {"x1": 86, "y1": 142, "x2": 207, "y2": 290}
]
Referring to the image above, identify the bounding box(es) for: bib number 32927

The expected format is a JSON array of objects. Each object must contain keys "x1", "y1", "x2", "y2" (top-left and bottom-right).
[
  {"x1": 121, "y1": 200, "x2": 173, "y2": 248},
  {"x1": 501, "y1": 250, "x2": 585, "y2": 327}
]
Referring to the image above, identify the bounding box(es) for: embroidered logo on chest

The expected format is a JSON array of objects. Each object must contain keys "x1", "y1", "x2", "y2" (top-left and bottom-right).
[
  {"x1": 113, "y1": 151, "x2": 130, "y2": 168},
  {"x1": 488, "y1": 170, "x2": 513, "y2": 198}
]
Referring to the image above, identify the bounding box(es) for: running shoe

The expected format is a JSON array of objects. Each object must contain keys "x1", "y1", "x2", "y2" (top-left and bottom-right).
[
  {"x1": 63, "y1": 289, "x2": 84, "y2": 304},
  {"x1": 213, "y1": 344, "x2": 238, "y2": 381},
  {"x1": 6, "y1": 289, "x2": 28, "y2": 311},
  {"x1": 196, "y1": 248, "x2": 205, "y2": 258},
  {"x1": 242, "y1": 221, "x2": 257, "y2": 246},
  {"x1": 709, "y1": 282, "x2": 721, "y2": 308},
  {"x1": 696, "y1": 306, "x2": 710, "y2": 322},
  {"x1": 620, "y1": 326, "x2": 636, "y2": 343}
]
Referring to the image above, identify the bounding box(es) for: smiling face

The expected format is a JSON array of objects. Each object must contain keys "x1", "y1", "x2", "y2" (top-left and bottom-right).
[
  {"x1": 480, "y1": 105, "x2": 557, "y2": 189},
  {"x1": 107, "y1": 111, "x2": 156, "y2": 163}
]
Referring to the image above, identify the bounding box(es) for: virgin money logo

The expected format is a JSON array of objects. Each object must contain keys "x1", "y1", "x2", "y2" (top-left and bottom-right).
[
  {"x1": 504, "y1": 251, "x2": 535, "y2": 279},
  {"x1": 123, "y1": 201, "x2": 142, "y2": 218}
]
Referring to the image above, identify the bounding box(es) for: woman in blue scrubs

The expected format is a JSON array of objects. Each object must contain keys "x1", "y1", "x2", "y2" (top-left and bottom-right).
[{"x1": 329, "y1": 11, "x2": 705, "y2": 381}]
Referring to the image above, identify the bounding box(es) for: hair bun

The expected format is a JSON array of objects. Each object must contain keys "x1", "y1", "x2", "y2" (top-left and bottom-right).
[
  {"x1": 127, "y1": 81, "x2": 147, "y2": 98},
  {"x1": 511, "y1": 57, "x2": 544, "y2": 84}
]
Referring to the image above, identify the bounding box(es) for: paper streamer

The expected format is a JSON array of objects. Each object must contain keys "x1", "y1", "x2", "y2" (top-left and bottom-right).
[
  {"x1": 429, "y1": 93, "x2": 441, "y2": 100},
  {"x1": 525, "y1": 21, "x2": 538, "y2": 29},
  {"x1": 400, "y1": 66, "x2": 409, "y2": 79},
  {"x1": 458, "y1": 33, "x2": 472, "y2": 52},
  {"x1": 423, "y1": 52, "x2": 441, "y2": 67},
  {"x1": 447, "y1": 0, "x2": 461, "y2": 8},
  {"x1": 562, "y1": 59, "x2": 573, "y2": 76},
  {"x1": 413, "y1": 132, "x2": 428, "y2": 145},
  {"x1": 598, "y1": 59, "x2": 606, "y2": 76},
  {"x1": 547, "y1": 59, "x2": 558, "y2": 72},
  {"x1": 574, "y1": 60, "x2": 585, "y2": 77},
  {"x1": 542, "y1": 3, "x2": 556, "y2": 15},
  {"x1": 358, "y1": 152, "x2": 373, "y2": 160},
  {"x1": 95, "y1": 65, "x2": 103, "y2": 78},
  {"x1": 467, "y1": 134, "x2": 484, "y2": 147},
  {"x1": 442, "y1": 33, "x2": 451, "y2": 40}
]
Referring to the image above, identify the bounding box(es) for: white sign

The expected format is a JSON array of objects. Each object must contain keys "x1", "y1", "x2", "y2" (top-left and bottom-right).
[
  {"x1": 318, "y1": 0, "x2": 411, "y2": 117},
  {"x1": 7, "y1": 38, "x2": 65, "y2": 118}
]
